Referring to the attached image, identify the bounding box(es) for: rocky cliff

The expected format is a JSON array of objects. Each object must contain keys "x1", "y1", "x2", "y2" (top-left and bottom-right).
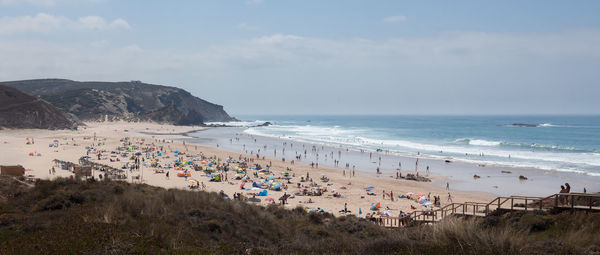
[
  {"x1": 3, "y1": 79, "x2": 235, "y2": 125},
  {"x1": 0, "y1": 85, "x2": 78, "y2": 129}
]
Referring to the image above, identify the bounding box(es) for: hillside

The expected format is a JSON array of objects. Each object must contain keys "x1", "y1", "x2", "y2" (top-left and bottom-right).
[
  {"x1": 0, "y1": 85, "x2": 78, "y2": 130},
  {"x1": 0, "y1": 177, "x2": 598, "y2": 254},
  {"x1": 2, "y1": 79, "x2": 234, "y2": 125}
]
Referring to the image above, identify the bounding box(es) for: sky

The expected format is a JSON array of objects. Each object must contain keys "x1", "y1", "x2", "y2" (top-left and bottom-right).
[{"x1": 1, "y1": 0, "x2": 600, "y2": 116}]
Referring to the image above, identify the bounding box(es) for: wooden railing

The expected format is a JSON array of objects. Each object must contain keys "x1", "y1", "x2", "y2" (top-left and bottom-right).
[{"x1": 389, "y1": 192, "x2": 600, "y2": 226}]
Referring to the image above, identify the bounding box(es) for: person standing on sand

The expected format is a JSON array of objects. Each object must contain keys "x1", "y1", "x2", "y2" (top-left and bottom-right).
[
  {"x1": 352, "y1": 169, "x2": 355, "y2": 177},
  {"x1": 383, "y1": 190, "x2": 386, "y2": 200},
  {"x1": 447, "y1": 193, "x2": 453, "y2": 203},
  {"x1": 446, "y1": 182, "x2": 449, "y2": 190},
  {"x1": 166, "y1": 171, "x2": 169, "y2": 179}
]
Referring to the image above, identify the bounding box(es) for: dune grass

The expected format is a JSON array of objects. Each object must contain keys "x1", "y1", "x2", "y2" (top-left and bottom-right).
[{"x1": 0, "y1": 177, "x2": 598, "y2": 254}]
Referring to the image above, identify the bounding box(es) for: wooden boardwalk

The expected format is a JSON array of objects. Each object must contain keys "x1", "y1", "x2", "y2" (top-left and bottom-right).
[{"x1": 375, "y1": 192, "x2": 600, "y2": 227}]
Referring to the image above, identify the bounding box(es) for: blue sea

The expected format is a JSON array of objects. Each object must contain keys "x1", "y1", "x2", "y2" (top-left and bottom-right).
[{"x1": 209, "y1": 115, "x2": 600, "y2": 177}]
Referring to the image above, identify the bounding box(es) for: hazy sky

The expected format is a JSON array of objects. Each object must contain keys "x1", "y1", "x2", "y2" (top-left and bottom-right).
[{"x1": 1, "y1": 0, "x2": 600, "y2": 116}]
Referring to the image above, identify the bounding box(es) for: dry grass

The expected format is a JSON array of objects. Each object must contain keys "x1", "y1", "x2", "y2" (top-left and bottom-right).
[{"x1": 0, "y1": 176, "x2": 598, "y2": 254}]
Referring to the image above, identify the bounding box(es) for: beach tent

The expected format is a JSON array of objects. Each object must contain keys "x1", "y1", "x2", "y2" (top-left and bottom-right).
[
  {"x1": 258, "y1": 189, "x2": 268, "y2": 196},
  {"x1": 252, "y1": 181, "x2": 262, "y2": 188}
]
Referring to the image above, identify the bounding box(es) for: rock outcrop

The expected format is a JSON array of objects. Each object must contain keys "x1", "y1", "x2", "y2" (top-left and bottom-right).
[
  {"x1": 3, "y1": 79, "x2": 235, "y2": 125},
  {"x1": 0, "y1": 85, "x2": 78, "y2": 129}
]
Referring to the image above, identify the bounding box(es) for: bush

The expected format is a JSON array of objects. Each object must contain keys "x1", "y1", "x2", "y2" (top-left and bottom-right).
[{"x1": 1, "y1": 176, "x2": 599, "y2": 254}]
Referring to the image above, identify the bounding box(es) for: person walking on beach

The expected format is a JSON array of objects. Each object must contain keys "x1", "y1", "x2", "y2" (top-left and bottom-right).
[
  {"x1": 447, "y1": 193, "x2": 453, "y2": 203},
  {"x1": 446, "y1": 182, "x2": 449, "y2": 190},
  {"x1": 166, "y1": 171, "x2": 169, "y2": 179},
  {"x1": 415, "y1": 158, "x2": 419, "y2": 172}
]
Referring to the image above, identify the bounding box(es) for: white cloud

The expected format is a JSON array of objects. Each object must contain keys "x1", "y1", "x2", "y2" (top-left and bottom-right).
[
  {"x1": 237, "y1": 22, "x2": 259, "y2": 31},
  {"x1": 383, "y1": 15, "x2": 407, "y2": 23},
  {"x1": 2, "y1": 30, "x2": 600, "y2": 79},
  {"x1": 0, "y1": 13, "x2": 131, "y2": 34},
  {"x1": 1, "y1": 30, "x2": 599, "y2": 114}
]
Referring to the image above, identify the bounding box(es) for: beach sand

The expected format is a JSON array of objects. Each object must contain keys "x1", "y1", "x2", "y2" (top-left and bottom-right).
[{"x1": 0, "y1": 121, "x2": 494, "y2": 216}]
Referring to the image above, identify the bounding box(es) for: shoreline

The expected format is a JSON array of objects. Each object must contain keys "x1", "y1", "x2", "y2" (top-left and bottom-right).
[
  {"x1": 0, "y1": 121, "x2": 496, "y2": 217},
  {"x1": 184, "y1": 127, "x2": 600, "y2": 197}
]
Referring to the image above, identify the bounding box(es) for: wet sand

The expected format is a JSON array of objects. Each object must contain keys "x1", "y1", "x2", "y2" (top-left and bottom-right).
[{"x1": 0, "y1": 121, "x2": 496, "y2": 216}]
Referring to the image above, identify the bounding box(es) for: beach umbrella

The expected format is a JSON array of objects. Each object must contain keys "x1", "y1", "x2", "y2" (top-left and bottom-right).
[
  {"x1": 188, "y1": 179, "x2": 197, "y2": 183},
  {"x1": 258, "y1": 189, "x2": 268, "y2": 196},
  {"x1": 265, "y1": 197, "x2": 275, "y2": 202},
  {"x1": 189, "y1": 178, "x2": 199, "y2": 182},
  {"x1": 406, "y1": 192, "x2": 415, "y2": 196},
  {"x1": 370, "y1": 202, "x2": 381, "y2": 211},
  {"x1": 365, "y1": 186, "x2": 375, "y2": 191}
]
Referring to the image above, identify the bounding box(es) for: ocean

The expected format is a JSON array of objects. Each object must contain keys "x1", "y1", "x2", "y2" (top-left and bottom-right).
[{"x1": 208, "y1": 115, "x2": 600, "y2": 177}]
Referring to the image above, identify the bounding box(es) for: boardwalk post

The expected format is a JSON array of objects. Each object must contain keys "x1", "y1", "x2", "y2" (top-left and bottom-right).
[
  {"x1": 539, "y1": 198, "x2": 543, "y2": 210},
  {"x1": 511, "y1": 198, "x2": 514, "y2": 210},
  {"x1": 571, "y1": 195, "x2": 575, "y2": 210},
  {"x1": 525, "y1": 198, "x2": 528, "y2": 211},
  {"x1": 590, "y1": 197, "x2": 593, "y2": 210},
  {"x1": 554, "y1": 194, "x2": 558, "y2": 207}
]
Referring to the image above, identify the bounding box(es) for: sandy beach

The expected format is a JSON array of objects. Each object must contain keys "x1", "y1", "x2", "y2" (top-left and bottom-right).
[{"x1": 0, "y1": 121, "x2": 495, "y2": 216}]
